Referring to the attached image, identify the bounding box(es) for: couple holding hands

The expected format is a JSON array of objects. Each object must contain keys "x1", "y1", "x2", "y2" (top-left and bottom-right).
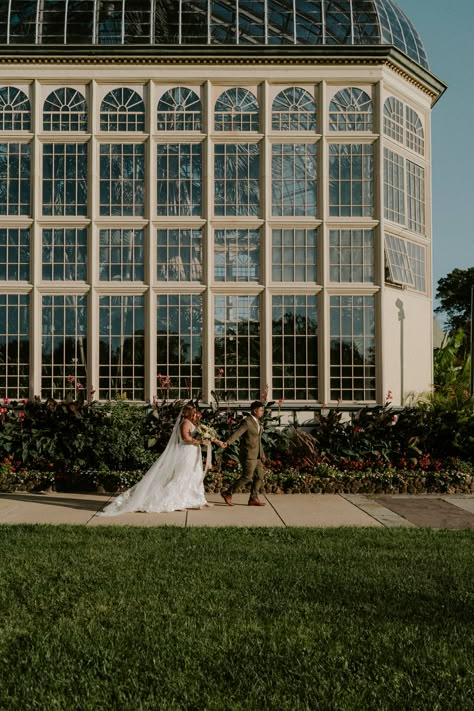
[{"x1": 99, "y1": 401, "x2": 266, "y2": 516}]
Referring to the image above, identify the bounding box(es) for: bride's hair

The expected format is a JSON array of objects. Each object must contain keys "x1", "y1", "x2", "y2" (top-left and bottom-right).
[{"x1": 181, "y1": 404, "x2": 195, "y2": 419}]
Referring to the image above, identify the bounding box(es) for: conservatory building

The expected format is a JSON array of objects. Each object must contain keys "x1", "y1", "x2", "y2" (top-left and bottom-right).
[{"x1": 0, "y1": 0, "x2": 446, "y2": 406}]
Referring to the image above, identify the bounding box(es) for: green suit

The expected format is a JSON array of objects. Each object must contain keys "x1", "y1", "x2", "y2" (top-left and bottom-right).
[{"x1": 225, "y1": 416, "x2": 265, "y2": 499}]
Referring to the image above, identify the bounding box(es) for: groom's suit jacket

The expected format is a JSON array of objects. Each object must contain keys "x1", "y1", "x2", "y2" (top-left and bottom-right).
[{"x1": 226, "y1": 416, "x2": 264, "y2": 462}]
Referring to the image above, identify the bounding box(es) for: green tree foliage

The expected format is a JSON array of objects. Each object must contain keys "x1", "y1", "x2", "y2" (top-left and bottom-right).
[{"x1": 435, "y1": 267, "x2": 474, "y2": 356}]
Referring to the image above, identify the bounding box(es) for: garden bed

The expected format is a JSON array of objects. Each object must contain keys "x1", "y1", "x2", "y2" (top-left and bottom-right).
[{"x1": 2, "y1": 464, "x2": 473, "y2": 496}]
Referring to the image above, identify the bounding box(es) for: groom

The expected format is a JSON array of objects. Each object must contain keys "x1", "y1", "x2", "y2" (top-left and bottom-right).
[{"x1": 221, "y1": 401, "x2": 266, "y2": 507}]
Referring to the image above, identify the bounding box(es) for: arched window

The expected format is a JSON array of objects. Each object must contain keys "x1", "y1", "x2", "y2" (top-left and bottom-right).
[
  {"x1": 214, "y1": 88, "x2": 259, "y2": 132},
  {"x1": 43, "y1": 88, "x2": 87, "y2": 131},
  {"x1": 100, "y1": 88, "x2": 145, "y2": 132},
  {"x1": 405, "y1": 107, "x2": 424, "y2": 155},
  {"x1": 157, "y1": 87, "x2": 201, "y2": 131},
  {"x1": 383, "y1": 96, "x2": 404, "y2": 143},
  {"x1": 329, "y1": 88, "x2": 373, "y2": 131},
  {"x1": 272, "y1": 88, "x2": 316, "y2": 131},
  {"x1": 0, "y1": 87, "x2": 30, "y2": 131}
]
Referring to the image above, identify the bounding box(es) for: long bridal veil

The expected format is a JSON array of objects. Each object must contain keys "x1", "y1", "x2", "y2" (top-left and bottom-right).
[{"x1": 97, "y1": 410, "x2": 184, "y2": 516}]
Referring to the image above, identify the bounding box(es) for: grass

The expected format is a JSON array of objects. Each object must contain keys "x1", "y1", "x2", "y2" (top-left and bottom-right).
[{"x1": 0, "y1": 526, "x2": 473, "y2": 711}]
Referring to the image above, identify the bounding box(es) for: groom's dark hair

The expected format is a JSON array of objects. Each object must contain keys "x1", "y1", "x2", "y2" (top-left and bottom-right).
[{"x1": 250, "y1": 401, "x2": 264, "y2": 412}]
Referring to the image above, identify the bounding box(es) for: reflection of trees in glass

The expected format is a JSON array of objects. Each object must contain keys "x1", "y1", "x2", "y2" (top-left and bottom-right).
[
  {"x1": 272, "y1": 296, "x2": 318, "y2": 400},
  {"x1": 329, "y1": 295, "x2": 376, "y2": 401},
  {"x1": 214, "y1": 295, "x2": 260, "y2": 401},
  {"x1": 0, "y1": 228, "x2": 30, "y2": 280},
  {"x1": 157, "y1": 87, "x2": 201, "y2": 131},
  {"x1": 42, "y1": 228, "x2": 87, "y2": 281},
  {"x1": 214, "y1": 229, "x2": 260, "y2": 282},
  {"x1": 99, "y1": 228, "x2": 144, "y2": 281},
  {"x1": 0, "y1": 293, "x2": 29, "y2": 398},
  {"x1": 100, "y1": 87, "x2": 145, "y2": 131},
  {"x1": 0, "y1": 86, "x2": 30, "y2": 130},
  {"x1": 42, "y1": 143, "x2": 88, "y2": 216},
  {"x1": 272, "y1": 143, "x2": 317, "y2": 217},
  {"x1": 272, "y1": 87, "x2": 316, "y2": 131},
  {"x1": 157, "y1": 294, "x2": 202, "y2": 399},
  {"x1": 329, "y1": 143, "x2": 373, "y2": 217},
  {"x1": 100, "y1": 144, "x2": 145, "y2": 216},
  {"x1": 215, "y1": 88, "x2": 259, "y2": 131},
  {"x1": 99, "y1": 295, "x2": 145, "y2": 400},
  {"x1": 43, "y1": 88, "x2": 87, "y2": 131},
  {"x1": 41, "y1": 294, "x2": 87, "y2": 399},
  {"x1": 214, "y1": 143, "x2": 260, "y2": 216},
  {"x1": 329, "y1": 88, "x2": 373, "y2": 131},
  {"x1": 157, "y1": 229, "x2": 202, "y2": 282},
  {"x1": 157, "y1": 143, "x2": 202, "y2": 216},
  {"x1": 0, "y1": 143, "x2": 30, "y2": 216}
]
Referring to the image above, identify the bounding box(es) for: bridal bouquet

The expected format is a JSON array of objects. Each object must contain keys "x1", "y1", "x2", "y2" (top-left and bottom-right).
[{"x1": 195, "y1": 422, "x2": 218, "y2": 443}]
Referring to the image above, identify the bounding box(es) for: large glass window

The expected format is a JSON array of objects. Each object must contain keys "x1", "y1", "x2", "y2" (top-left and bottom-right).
[
  {"x1": 329, "y1": 88, "x2": 373, "y2": 131},
  {"x1": 0, "y1": 228, "x2": 29, "y2": 281},
  {"x1": 157, "y1": 143, "x2": 202, "y2": 216},
  {"x1": 329, "y1": 144, "x2": 373, "y2": 217},
  {"x1": 406, "y1": 160, "x2": 425, "y2": 234},
  {"x1": 272, "y1": 143, "x2": 317, "y2": 216},
  {"x1": 99, "y1": 228, "x2": 144, "y2": 281},
  {"x1": 99, "y1": 295, "x2": 145, "y2": 400},
  {"x1": 272, "y1": 87, "x2": 317, "y2": 131},
  {"x1": 214, "y1": 229, "x2": 260, "y2": 282},
  {"x1": 0, "y1": 293, "x2": 29, "y2": 398},
  {"x1": 42, "y1": 228, "x2": 87, "y2": 281},
  {"x1": 43, "y1": 87, "x2": 88, "y2": 132},
  {"x1": 383, "y1": 96, "x2": 404, "y2": 143},
  {"x1": 272, "y1": 228, "x2": 317, "y2": 282},
  {"x1": 157, "y1": 87, "x2": 201, "y2": 131},
  {"x1": 157, "y1": 294, "x2": 203, "y2": 400},
  {"x1": 272, "y1": 295, "x2": 318, "y2": 401},
  {"x1": 100, "y1": 88, "x2": 145, "y2": 132},
  {"x1": 330, "y1": 295, "x2": 376, "y2": 401},
  {"x1": 406, "y1": 107, "x2": 424, "y2": 155},
  {"x1": 214, "y1": 143, "x2": 260, "y2": 216},
  {"x1": 385, "y1": 234, "x2": 426, "y2": 292},
  {"x1": 0, "y1": 143, "x2": 30, "y2": 215},
  {"x1": 0, "y1": 87, "x2": 30, "y2": 131},
  {"x1": 383, "y1": 148, "x2": 405, "y2": 225},
  {"x1": 329, "y1": 229, "x2": 374, "y2": 283},
  {"x1": 99, "y1": 143, "x2": 145, "y2": 216},
  {"x1": 214, "y1": 88, "x2": 259, "y2": 132},
  {"x1": 42, "y1": 143, "x2": 88, "y2": 216},
  {"x1": 214, "y1": 295, "x2": 260, "y2": 401},
  {"x1": 41, "y1": 295, "x2": 87, "y2": 399},
  {"x1": 157, "y1": 228, "x2": 202, "y2": 282}
]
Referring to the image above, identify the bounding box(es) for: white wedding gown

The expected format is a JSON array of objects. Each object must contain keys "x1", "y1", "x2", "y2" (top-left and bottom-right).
[{"x1": 97, "y1": 416, "x2": 208, "y2": 515}]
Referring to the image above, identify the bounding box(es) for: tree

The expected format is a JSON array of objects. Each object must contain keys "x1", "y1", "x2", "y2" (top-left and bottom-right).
[{"x1": 435, "y1": 267, "x2": 474, "y2": 357}]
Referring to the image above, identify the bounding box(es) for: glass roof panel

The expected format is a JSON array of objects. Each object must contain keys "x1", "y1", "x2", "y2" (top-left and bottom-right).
[{"x1": 0, "y1": 0, "x2": 430, "y2": 70}]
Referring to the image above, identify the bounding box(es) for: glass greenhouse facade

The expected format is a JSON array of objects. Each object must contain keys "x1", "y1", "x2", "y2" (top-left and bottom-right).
[{"x1": 0, "y1": 0, "x2": 445, "y2": 405}]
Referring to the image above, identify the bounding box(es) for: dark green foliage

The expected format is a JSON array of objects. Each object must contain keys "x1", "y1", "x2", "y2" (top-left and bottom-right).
[
  {"x1": 435, "y1": 267, "x2": 474, "y2": 356},
  {"x1": 0, "y1": 526, "x2": 473, "y2": 710}
]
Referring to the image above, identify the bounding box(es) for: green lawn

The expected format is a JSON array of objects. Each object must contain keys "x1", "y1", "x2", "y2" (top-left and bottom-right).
[{"x1": 0, "y1": 526, "x2": 473, "y2": 711}]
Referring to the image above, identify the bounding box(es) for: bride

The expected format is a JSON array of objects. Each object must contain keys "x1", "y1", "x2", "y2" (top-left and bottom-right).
[{"x1": 98, "y1": 404, "x2": 225, "y2": 516}]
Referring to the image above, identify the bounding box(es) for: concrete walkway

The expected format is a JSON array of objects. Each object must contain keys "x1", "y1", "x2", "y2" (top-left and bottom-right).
[{"x1": 1, "y1": 491, "x2": 474, "y2": 529}]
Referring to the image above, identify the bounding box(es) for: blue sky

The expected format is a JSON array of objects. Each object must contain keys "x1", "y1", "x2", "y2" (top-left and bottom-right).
[{"x1": 396, "y1": 0, "x2": 474, "y2": 310}]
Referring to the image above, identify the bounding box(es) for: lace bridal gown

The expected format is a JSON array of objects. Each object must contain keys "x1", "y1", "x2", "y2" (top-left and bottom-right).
[{"x1": 97, "y1": 414, "x2": 208, "y2": 516}]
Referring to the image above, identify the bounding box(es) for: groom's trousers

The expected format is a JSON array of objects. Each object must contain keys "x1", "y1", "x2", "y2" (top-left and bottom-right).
[{"x1": 227, "y1": 458, "x2": 265, "y2": 499}]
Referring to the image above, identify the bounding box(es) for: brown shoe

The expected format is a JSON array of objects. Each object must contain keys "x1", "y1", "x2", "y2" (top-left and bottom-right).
[
  {"x1": 248, "y1": 499, "x2": 266, "y2": 507},
  {"x1": 221, "y1": 492, "x2": 234, "y2": 506}
]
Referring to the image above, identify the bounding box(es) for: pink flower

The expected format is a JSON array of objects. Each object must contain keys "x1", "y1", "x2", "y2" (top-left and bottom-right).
[
  {"x1": 22, "y1": 398, "x2": 28, "y2": 404},
  {"x1": 386, "y1": 390, "x2": 393, "y2": 401},
  {"x1": 277, "y1": 398, "x2": 284, "y2": 407},
  {"x1": 18, "y1": 412, "x2": 25, "y2": 420},
  {"x1": 3, "y1": 397, "x2": 9, "y2": 405},
  {"x1": 76, "y1": 383, "x2": 84, "y2": 390},
  {"x1": 67, "y1": 375, "x2": 75, "y2": 384}
]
